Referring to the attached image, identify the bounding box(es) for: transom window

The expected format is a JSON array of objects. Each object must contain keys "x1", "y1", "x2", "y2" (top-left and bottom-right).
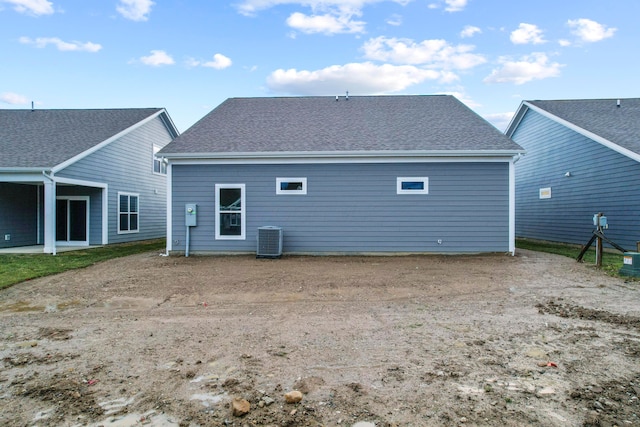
[
  {"x1": 397, "y1": 177, "x2": 429, "y2": 194},
  {"x1": 276, "y1": 177, "x2": 307, "y2": 195},
  {"x1": 215, "y1": 184, "x2": 246, "y2": 240},
  {"x1": 118, "y1": 192, "x2": 139, "y2": 233},
  {"x1": 153, "y1": 145, "x2": 167, "y2": 175}
]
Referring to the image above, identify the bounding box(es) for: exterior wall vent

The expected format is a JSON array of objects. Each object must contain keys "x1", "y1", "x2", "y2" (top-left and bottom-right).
[{"x1": 257, "y1": 226, "x2": 283, "y2": 258}]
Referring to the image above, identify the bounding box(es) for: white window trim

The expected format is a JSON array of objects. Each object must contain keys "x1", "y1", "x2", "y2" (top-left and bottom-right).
[
  {"x1": 215, "y1": 183, "x2": 246, "y2": 240},
  {"x1": 117, "y1": 192, "x2": 140, "y2": 234},
  {"x1": 153, "y1": 144, "x2": 167, "y2": 175},
  {"x1": 397, "y1": 177, "x2": 429, "y2": 194},
  {"x1": 55, "y1": 196, "x2": 90, "y2": 246},
  {"x1": 276, "y1": 177, "x2": 307, "y2": 195}
]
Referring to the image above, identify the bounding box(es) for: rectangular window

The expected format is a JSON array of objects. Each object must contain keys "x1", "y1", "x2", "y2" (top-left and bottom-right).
[
  {"x1": 215, "y1": 184, "x2": 246, "y2": 240},
  {"x1": 118, "y1": 192, "x2": 139, "y2": 233},
  {"x1": 276, "y1": 177, "x2": 307, "y2": 195},
  {"x1": 397, "y1": 177, "x2": 429, "y2": 194},
  {"x1": 153, "y1": 145, "x2": 167, "y2": 175}
]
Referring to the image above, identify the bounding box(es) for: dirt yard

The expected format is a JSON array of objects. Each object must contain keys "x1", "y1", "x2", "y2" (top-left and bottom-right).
[{"x1": 0, "y1": 249, "x2": 639, "y2": 427}]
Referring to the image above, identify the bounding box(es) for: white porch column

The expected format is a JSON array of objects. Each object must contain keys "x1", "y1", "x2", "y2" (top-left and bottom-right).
[{"x1": 43, "y1": 178, "x2": 56, "y2": 254}]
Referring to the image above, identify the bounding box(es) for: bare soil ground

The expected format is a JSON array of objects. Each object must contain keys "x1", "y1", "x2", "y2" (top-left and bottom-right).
[{"x1": 0, "y1": 249, "x2": 639, "y2": 427}]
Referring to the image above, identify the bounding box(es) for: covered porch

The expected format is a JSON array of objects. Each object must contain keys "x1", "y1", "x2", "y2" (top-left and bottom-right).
[{"x1": 0, "y1": 172, "x2": 108, "y2": 255}]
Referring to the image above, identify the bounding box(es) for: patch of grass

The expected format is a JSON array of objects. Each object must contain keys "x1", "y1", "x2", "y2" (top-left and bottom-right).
[
  {"x1": 516, "y1": 238, "x2": 626, "y2": 277},
  {"x1": 0, "y1": 239, "x2": 165, "y2": 290}
]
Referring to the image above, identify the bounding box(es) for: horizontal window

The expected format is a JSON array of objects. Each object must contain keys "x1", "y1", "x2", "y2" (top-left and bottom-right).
[
  {"x1": 397, "y1": 177, "x2": 429, "y2": 194},
  {"x1": 276, "y1": 177, "x2": 307, "y2": 195}
]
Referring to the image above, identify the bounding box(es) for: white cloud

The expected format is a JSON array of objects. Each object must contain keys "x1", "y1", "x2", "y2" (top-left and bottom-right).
[
  {"x1": 362, "y1": 36, "x2": 486, "y2": 70},
  {"x1": 139, "y1": 50, "x2": 174, "y2": 66},
  {"x1": 425, "y1": 0, "x2": 467, "y2": 12},
  {"x1": 286, "y1": 11, "x2": 365, "y2": 34},
  {"x1": 444, "y1": 0, "x2": 467, "y2": 12},
  {"x1": 19, "y1": 36, "x2": 102, "y2": 52},
  {"x1": 567, "y1": 18, "x2": 616, "y2": 43},
  {"x1": 236, "y1": 0, "x2": 411, "y2": 34},
  {"x1": 186, "y1": 54, "x2": 233, "y2": 69},
  {"x1": 483, "y1": 112, "x2": 515, "y2": 132},
  {"x1": 116, "y1": 0, "x2": 154, "y2": 21},
  {"x1": 1, "y1": 92, "x2": 29, "y2": 105},
  {"x1": 460, "y1": 25, "x2": 481, "y2": 38},
  {"x1": 266, "y1": 62, "x2": 450, "y2": 95},
  {"x1": 558, "y1": 39, "x2": 571, "y2": 47},
  {"x1": 483, "y1": 52, "x2": 563, "y2": 85},
  {"x1": 236, "y1": 0, "x2": 410, "y2": 16},
  {"x1": 1, "y1": 0, "x2": 53, "y2": 15},
  {"x1": 510, "y1": 23, "x2": 546, "y2": 45},
  {"x1": 386, "y1": 13, "x2": 402, "y2": 26},
  {"x1": 203, "y1": 54, "x2": 233, "y2": 69}
]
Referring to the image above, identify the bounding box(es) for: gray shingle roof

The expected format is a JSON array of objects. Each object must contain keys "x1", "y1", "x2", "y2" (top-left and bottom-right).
[
  {"x1": 0, "y1": 108, "x2": 164, "y2": 169},
  {"x1": 526, "y1": 98, "x2": 640, "y2": 155},
  {"x1": 160, "y1": 95, "x2": 522, "y2": 157}
]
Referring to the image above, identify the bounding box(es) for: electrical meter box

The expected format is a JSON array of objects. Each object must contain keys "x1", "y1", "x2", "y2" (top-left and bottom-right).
[
  {"x1": 593, "y1": 214, "x2": 608, "y2": 228},
  {"x1": 185, "y1": 204, "x2": 197, "y2": 227},
  {"x1": 620, "y1": 252, "x2": 640, "y2": 277}
]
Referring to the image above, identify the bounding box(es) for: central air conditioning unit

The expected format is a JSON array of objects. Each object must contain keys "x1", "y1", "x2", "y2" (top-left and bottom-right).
[{"x1": 257, "y1": 226, "x2": 283, "y2": 258}]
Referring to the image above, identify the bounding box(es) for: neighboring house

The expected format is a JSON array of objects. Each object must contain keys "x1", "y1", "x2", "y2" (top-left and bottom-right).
[
  {"x1": 0, "y1": 108, "x2": 179, "y2": 254},
  {"x1": 160, "y1": 95, "x2": 524, "y2": 255},
  {"x1": 506, "y1": 98, "x2": 640, "y2": 250}
]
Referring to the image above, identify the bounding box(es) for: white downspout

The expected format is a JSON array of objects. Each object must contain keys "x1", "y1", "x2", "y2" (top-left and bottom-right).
[
  {"x1": 42, "y1": 171, "x2": 57, "y2": 255},
  {"x1": 509, "y1": 154, "x2": 522, "y2": 256}
]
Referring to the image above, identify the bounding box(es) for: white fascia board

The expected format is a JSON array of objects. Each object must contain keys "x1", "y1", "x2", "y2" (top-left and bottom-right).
[
  {"x1": 158, "y1": 109, "x2": 181, "y2": 138},
  {"x1": 163, "y1": 150, "x2": 524, "y2": 164},
  {"x1": 523, "y1": 101, "x2": 640, "y2": 164},
  {"x1": 54, "y1": 176, "x2": 108, "y2": 189},
  {"x1": 52, "y1": 109, "x2": 168, "y2": 173},
  {"x1": 504, "y1": 102, "x2": 527, "y2": 137},
  {"x1": 0, "y1": 171, "x2": 48, "y2": 182}
]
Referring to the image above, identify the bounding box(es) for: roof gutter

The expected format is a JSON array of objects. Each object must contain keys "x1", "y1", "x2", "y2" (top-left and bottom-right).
[
  {"x1": 0, "y1": 167, "x2": 53, "y2": 173},
  {"x1": 161, "y1": 149, "x2": 525, "y2": 161}
]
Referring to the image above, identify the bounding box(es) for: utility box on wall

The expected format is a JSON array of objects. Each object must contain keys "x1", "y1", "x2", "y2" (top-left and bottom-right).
[
  {"x1": 620, "y1": 252, "x2": 640, "y2": 277},
  {"x1": 185, "y1": 204, "x2": 197, "y2": 227}
]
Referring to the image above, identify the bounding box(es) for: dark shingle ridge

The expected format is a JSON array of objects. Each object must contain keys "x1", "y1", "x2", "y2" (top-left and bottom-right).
[
  {"x1": 0, "y1": 108, "x2": 164, "y2": 168},
  {"x1": 527, "y1": 98, "x2": 640, "y2": 155},
  {"x1": 161, "y1": 95, "x2": 522, "y2": 156}
]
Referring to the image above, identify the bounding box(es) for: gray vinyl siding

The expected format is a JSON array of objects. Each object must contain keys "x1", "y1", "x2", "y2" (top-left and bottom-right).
[
  {"x1": 0, "y1": 183, "x2": 38, "y2": 248},
  {"x1": 170, "y1": 162, "x2": 511, "y2": 254},
  {"x1": 513, "y1": 109, "x2": 640, "y2": 250},
  {"x1": 57, "y1": 116, "x2": 172, "y2": 244}
]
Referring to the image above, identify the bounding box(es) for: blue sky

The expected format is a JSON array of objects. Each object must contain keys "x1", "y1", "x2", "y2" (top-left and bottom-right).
[{"x1": 0, "y1": 0, "x2": 635, "y2": 132}]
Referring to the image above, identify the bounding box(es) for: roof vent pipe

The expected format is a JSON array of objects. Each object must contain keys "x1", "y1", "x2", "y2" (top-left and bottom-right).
[
  {"x1": 31, "y1": 101, "x2": 34, "y2": 112},
  {"x1": 346, "y1": 91, "x2": 349, "y2": 100},
  {"x1": 335, "y1": 96, "x2": 339, "y2": 101},
  {"x1": 617, "y1": 99, "x2": 621, "y2": 108}
]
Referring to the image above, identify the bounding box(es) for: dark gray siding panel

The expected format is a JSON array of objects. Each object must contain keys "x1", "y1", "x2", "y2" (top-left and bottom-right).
[
  {"x1": 514, "y1": 109, "x2": 640, "y2": 250},
  {"x1": 0, "y1": 183, "x2": 38, "y2": 248},
  {"x1": 58, "y1": 116, "x2": 172, "y2": 243},
  {"x1": 171, "y1": 162, "x2": 511, "y2": 254}
]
